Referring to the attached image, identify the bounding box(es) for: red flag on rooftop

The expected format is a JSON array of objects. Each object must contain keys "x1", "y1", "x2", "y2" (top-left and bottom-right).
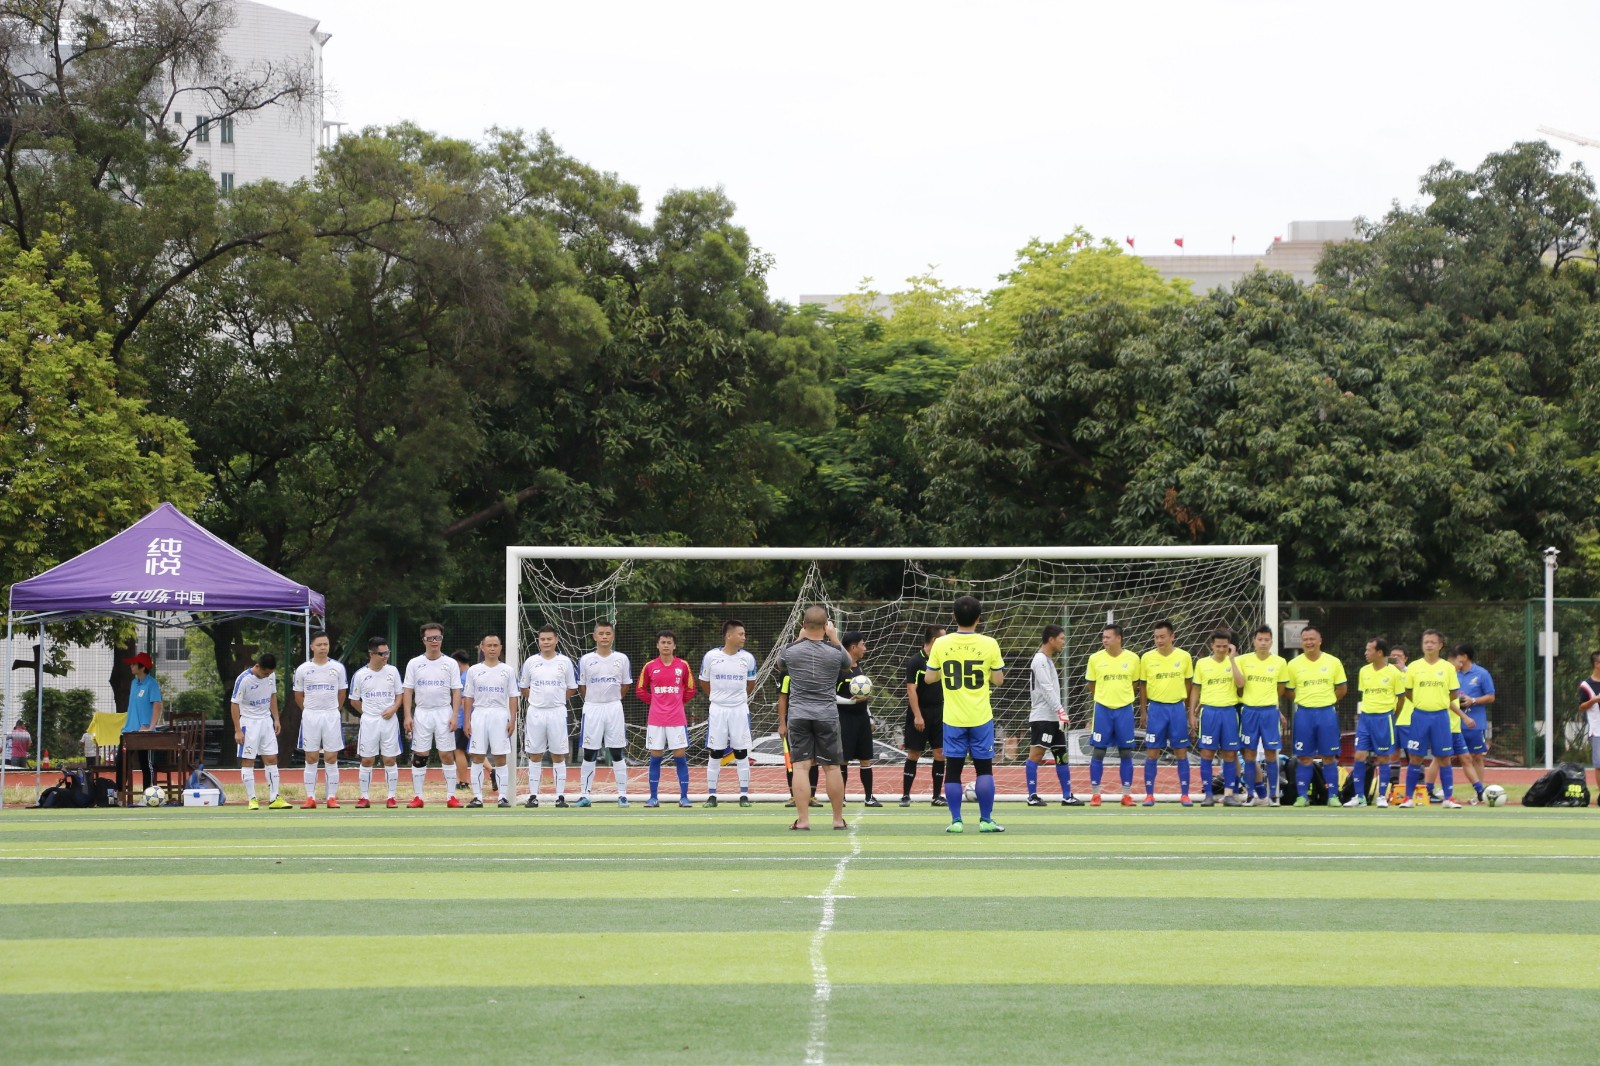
[
  {"x1": 1174, "y1": 237, "x2": 1184, "y2": 249},
  {"x1": 1273, "y1": 235, "x2": 1282, "y2": 243},
  {"x1": 1125, "y1": 236, "x2": 1135, "y2": 249}
]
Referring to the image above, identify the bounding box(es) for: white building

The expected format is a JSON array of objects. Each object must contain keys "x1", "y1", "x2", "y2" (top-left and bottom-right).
[
  {"x1": 170, "y1": 0, "x2": 333, "y2": 191},
  {"x1": 1134, "y1": 219, "x2": 1358, "y2": 293}
]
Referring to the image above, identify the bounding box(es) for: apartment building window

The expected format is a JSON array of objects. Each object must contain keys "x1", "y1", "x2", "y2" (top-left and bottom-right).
[
  {"x1": 220, "y1": 116, "x2": 234, "y2": 144},
  {"x1": 173, "y1": 111, "x2": 182, "y2": 127},
  {"x1": 161, "y1": 637, "x2": 189, "y2": 662},
  {"x1": 219, "y1": 172, "x2": 234, "y2": 195},
  {"x1": 196, "y1": 115, "x2": 210, "y2": 142}
]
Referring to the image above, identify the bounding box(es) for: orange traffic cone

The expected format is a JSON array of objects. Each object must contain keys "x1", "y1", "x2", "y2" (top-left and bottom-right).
[{"x1": 41, "y1": 749, "x2": 51, "y2": 770}]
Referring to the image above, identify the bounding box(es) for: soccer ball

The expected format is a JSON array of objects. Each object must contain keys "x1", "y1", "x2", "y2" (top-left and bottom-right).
[
  {"x1": 848, "y1": 674, "x2": 872, "y2": 699},
  {"x1": 142, "y1": 785, "x2": 165, "y2": 807},
  {"x1": 1484, "y1": 784, "x2": 1507, "y2": 807},
  {"x1": 963, "y1": 783, "x2": 977, "y2": 801}
]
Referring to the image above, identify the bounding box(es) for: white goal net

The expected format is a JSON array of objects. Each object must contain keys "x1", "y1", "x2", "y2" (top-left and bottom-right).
[{"x1": 504, "y1": 547, "x2": 1276, "y2": 798}]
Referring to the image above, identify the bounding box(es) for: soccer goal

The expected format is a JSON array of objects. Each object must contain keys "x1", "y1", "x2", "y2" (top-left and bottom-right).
[{"x1": 504, "y1": 546, "x2": 1277, "y2": 800}]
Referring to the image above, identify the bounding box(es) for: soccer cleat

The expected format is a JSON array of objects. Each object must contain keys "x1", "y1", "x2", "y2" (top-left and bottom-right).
[
  {"x1": 355, "y1": 797, "x2": 371, "y2": 809},
  {"x1": 455, "y1": 781, "x2": 471, "y2": 791},
  {"x1": 1376, "y1": 795, "x2": 1389, "y2": 808},
  {"x1": 899, "y1": 796, "x2": 912, "y2": 807},
  {"x1": 1026, "y1": 794, "x2": 1047, "y2": 807},
  {"x1": 497, "y1": 797, "x2": 511, "y2": 808},
  {"x1": 446, "y1": 795, "x2": 462, "y2": 809},
  {"x1": 703, "y1": 795, "x2": 719, "y2": 808},
  {"x1": 644, "y1": 799, "x2": 660, "y2": 808},
  {"x1": 247, "y1": 798, "x2": 260, "y2": 811},
  {"x1": 325, "y1": 797, "x2": 339, "y2": 809},
  {"x1": 1442, "y1": 798, "x2": 1463, "y2": 809},
  {"x1": 1343, "y1": 795, "x2": 1366, "y2": 807},
  {"x1": 931, "y1": 795, "x2": 948, "y2": 808},
  {"x1": 555, "y1": 796, "x2": 569, "y2": 809},
  {"x1": 1399, "y1": 798, "x2": 1416, "y2": 808},
  {"x1": 1325, "y1": 796, "x2": 1340, "y2": 807},
  {"x1": 301, "y1": 797, "x2": 318, "y2": 810},
  {"x1": 466, "y1": 797, "x2": 483, "y2": 808},
  {"x1": 1141, "y1": 796, "x2": 1156, "y2": 807},
  {"x1": 810, "y1": 799, "x2": 825, "y2": 807},
  {"x1": 1222, "y1": 795, "x2": 1244, "y2": 807},
  {"x1": 386, "y1": 797, "x2": 398, "y2": 809},
  {"x1": 1180, "y1": 796, "x2": 1193, "y2": 807},
  {"x1": 863, "y1": 796, "x2": 882, "y2": 808},
  {"x1": 1089, "y1": 794, "x2": 1103, "y2": 807},
  {"x1": 978, "y1": 819, "x2": 1005, "y2": 833},
  {"x1": 407, "y1": 796, "x2": 424, "y2": 809},
  {"x1": 268, "y1": 797, "x2": 293, "y2": 810},
  {"x1": 525, "y1": 795, "x2": 539, "y2": 808},
  {"x1": 1201, "y1": 795, "x2": 1216, "y2": 807},
  {"x1": 1252, "y1": 795, "x2": 1273, "y2": 807},
  {"x1": 1120, "y1": 794, "x2": 1136, "y2": 807},
  {"x1": 575, "y1": 796, "x2": 592, "y2": 808},
  {"x1": 1061, "y1": 795, "x2": 1084, "y2": 806},
  {"x1": 1292, "y1": 796, "x2": 1310, "y2": 807},
  {"x1": 616, "y1": 796, "x2": 629, "y2": 807},
  {"x1": 678, "y1": 799, "x2": 693, "y2": 808},
  {"x1": 1469, "y1": 797, "x2": 1482, "y2": 806},
  {"x1": 739, "y1": 795, "x2": 752, "y2": 808},
  {"x1": 945, "y1": 821, "x2": 965, "y2": 834},
  {"x1": 784, "y1": 798, "x2": 797, "y2": 807}
]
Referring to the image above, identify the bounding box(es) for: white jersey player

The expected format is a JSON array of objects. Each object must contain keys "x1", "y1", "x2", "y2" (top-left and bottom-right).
[
  {"x1": 293, "y1": 632, "x2": 348, "y2": 808},
  {"x1": 350, "y1": 636, "x2": 404, "y2": 808},
  {"x1": 402, "y1": 622, "x2": 464, "y2": 808},
  {"x1": 699, "y1": 620, "x2": 757, "y2": 807},
  {"x1": 231, "y1": 654, "x2": 285, "y2": 810},
  {"x1": 576, "y1": 622, "x2": 632, "y2": 807},
  {"x1": 463, "y1": 635, "x2": 519, "y2": 807},
  {"x1": 519, "y1": 625, "x2": 578, "y2": 808}
]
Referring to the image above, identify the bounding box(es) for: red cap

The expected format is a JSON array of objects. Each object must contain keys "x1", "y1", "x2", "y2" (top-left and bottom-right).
[{"x1": 123, "y1": 652, "x2": 155, "y2": 669}]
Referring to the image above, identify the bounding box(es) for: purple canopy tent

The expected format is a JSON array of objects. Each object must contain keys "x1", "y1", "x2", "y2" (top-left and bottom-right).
[{"x1": 4, "y1": 503, "x2": 324, "y2": 796}]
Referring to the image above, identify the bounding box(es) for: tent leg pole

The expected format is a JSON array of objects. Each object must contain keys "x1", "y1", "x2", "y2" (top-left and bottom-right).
[
  {"x1": 2, "y1": 611, "x2": 12, "y2": 806},
  {"x1": 36, "y1": 628, "x2": 46, "y2": 791}
]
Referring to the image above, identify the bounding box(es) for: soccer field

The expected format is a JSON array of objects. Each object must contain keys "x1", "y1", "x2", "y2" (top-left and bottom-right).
[{"x1": 2, "y1": 805, "x2": 1597, "y2": 1066}]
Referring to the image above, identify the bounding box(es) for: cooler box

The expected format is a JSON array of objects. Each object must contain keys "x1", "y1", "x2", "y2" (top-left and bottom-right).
[{"x1": 182, "y1": 788, "x2": 222, "y2": 807}]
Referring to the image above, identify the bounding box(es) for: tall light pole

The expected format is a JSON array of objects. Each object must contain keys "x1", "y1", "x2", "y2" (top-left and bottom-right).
[{"x1": 1544, "y1": 547, "x2": 1559, "y2": 770}]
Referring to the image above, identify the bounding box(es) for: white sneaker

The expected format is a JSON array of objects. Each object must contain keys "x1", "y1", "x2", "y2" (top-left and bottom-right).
[
  {"x1": 1442, "y1": 798, "x2": 1463, "y2": 809},
  {"x1": 1399, "y1": 798, "x2": 1415, "y2": 808},
  {"x1": 1343, "y1": 795, "x2": 1366, "y2": 807},
  {"x1": 1376, "y1": 795, "x2": 1389, "y2": 808}
]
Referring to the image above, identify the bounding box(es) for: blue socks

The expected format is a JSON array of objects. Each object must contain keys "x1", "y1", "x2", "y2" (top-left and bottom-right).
[
  {"x1": 1223, "y1": 760, "x2": 1237, "y2": 792},
  {"x1": 1119, "y1": 755, "x2": 1133, "y2": 789},
  {"x1": 674, "y1": 755, "x2": 689, "y2": 800},
  {"x1": 1378, "y1": 763, "x2": 1392, "y2": 792},
  {"x1": 1199, "y1": 757, "x2": 1214, "y2": 798},
  {"x1": 1322, "y1": 761, "x2": 1339, "y2": 795},
  {"x1": 1025, "y1": 759, "x2": 1039, "y2": 794},
  {"x1": 944, "y1": 779, "x2": 963, "y2": 822},
  {"x1": 1090, "y1": 756, "x2": 1104, "y2": 788},
  {"x1": 1351, "y1": 761, "x2": 1367, "y2": 795},
  {"x1": 975, "y1": 774, "x2": 995, "y2": 821},
  {"x1": 648, "y1": 756, "x2": 662, "y2": 800},
  {"x1": 1265, "y1": 757, "x2": 1280, "y2": 799},
  {"x1": 1296, "y1": 762, "x2": 1312, "y2": 798},
  {"x1": 1473, "y1": 780, "x2": 1484, "y2": 798},
  {"x1": 1143, "y1": 757, "x2": 1159, "y2": 796},
  {"x1": 1177, "y1": 757, "x2": 1191, "y2": 796},
  {"x1": 1243, "y1": 759, "x2": 1259, "y2": 796},
  {"x1": 1054, "y1": 762, "x2": 1073, "y2": 799},
  {"x1": 1440, "y1": 765, "x2": 1453, "y2": 800},
  {"x1": 1406, "y1": 764, "x2": 1423, "y2": 796}
]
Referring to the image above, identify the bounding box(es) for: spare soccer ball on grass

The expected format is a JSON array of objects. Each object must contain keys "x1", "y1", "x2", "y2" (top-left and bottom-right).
[
  {"x1": 142, "y1": 785, "x2": 165, "y2": 807},
  {"x1": 848, "y1": 674, "x2": 872, "y2": 698},
  {"x1": 1483, "y1": 784, "x2": 1507, "y2": 807}
]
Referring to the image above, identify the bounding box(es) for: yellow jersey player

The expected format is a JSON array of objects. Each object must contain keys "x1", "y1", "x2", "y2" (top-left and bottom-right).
[{"x1": 924, "y1": 595, "x2": 1005, "y2": 834}]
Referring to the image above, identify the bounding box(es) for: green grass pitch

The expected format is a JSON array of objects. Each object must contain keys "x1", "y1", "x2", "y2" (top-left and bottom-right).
[{"x1": 2, "y1": 803, "x2": 1598, "y2": 1065}]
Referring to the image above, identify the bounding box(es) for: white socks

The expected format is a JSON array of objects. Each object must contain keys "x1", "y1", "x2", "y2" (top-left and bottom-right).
[
  {"x1": 304, "y1": 764, "x2": 318, "y2": 796},
  {"x1": 612, "y1": 759, "x2": 628, "y2": 798},
  {"x1": 359, "y1": 766, "x2": 372, "y2": 798},
  {"x1": 241, "y1": 767, "x2": 256, "y2": 800},
  {"x1": 470, "y1": 762, "x2": 485, "y2": 801},
  {"x1": 554, "y1": 762, "x2": 568, "y2": 800},
  {"x1": 385, "y1": 765, "x2": 398, "y2": 799},
  {"x1": 736, "y1": 757, "x2": 750, "y2": 792},
  {"x1": 265, "y1": 766, "x2": 279, "y2": 800},
  {"x1": 411, "y1": 766, "x2": 426, "y2": 798},
  {"x1": 326, "y1": 765, "x2": 339, "y2": 800},
  {"x1": 580, "y1": 759, "x2": 597, "y2": 797},
  {"x1": 707, "y1": 757, "x2": 722, "y2": 794},
  {"x1": 441, "y1": 762, "x2": 458, "y2": 792}
]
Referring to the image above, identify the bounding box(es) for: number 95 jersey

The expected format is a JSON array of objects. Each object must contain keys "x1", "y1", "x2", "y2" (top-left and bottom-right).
[{"x1": 926, "y1": 631, "x2": 1004, "y2": 728}]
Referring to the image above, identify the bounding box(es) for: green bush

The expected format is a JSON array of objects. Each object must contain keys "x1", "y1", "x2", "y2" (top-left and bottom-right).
[{"x1": 171, "y1": 687, "x2": 226, "y2": 720}]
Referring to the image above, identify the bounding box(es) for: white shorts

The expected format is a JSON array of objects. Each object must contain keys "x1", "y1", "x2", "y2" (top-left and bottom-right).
[
  {"x1": 469, "y1": 709, "x2": 512, "y2": 756},
  {"x1": 524, "y1": 710, "x2": 570, "y2": 756},
  {"x1": 411, "y1": 707, "x2": 455, "y2": 753},
  {"x1": 647, "y1": 724, "x2": 689, "y2": 752},
  {"x1": 706, "y1": 705, "x2": 752, "y2": 751},
  {"x1": 299, "y1": 711, "x2": 343, "y2": 754},
  {"x1": 580, "y1": 703, "x2": 626, "y2": 750},
  {"x1": 356, "y1": 714, "x2": 401, "y2": 759},
  {"x1": 239, "y1": 716, "x2": 277, "y2": 760}
]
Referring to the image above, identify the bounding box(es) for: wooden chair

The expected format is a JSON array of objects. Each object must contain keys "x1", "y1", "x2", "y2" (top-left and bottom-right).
[{"x1": 159, "y1": 712, "x2": 207, "y2": 801}]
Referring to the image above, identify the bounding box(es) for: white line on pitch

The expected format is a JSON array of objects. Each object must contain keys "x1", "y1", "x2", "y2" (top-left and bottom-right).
[{"x1": 806, "y1": 814, "x2": 861, "y2": 1066}]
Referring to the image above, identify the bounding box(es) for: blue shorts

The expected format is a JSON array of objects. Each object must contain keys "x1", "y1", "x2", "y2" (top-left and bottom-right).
[
  {"x1": 1144, "y1": 702, "x2": 1190, "y2": 750},
  {"x1": 1091, "y1": 704, "x2": 1135, "y2": 750},
  {"x1": 1393, "y1": 723, "x2": 1411, "y2": 755},
  {"x1": 1240, "y1": 705, "x2": 1281, "y2": 751},
  {"x1": 1292, "y1": 705, "x2": 1340, "y2": 758},
  {"x1": 1196, "y1": 706, "x2": 1241, "y2": 752},
  {"x1": 1354, "y1": 712, "x2": 1396, "y2": 756},
  {"x1": 1458, "y1": 728, "x2": 1487, "y2": 755},
  {"x1": 943, "y1": 721, "x2": 995, "y2": 761},
  {"x1": 1405, "y1": 709, "x2": 1454, "y2": 758}
]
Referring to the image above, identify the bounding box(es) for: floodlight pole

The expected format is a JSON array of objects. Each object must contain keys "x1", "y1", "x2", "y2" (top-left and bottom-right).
[{"x1": 1544, "y1": 547, "x2": 1558, "y2": 770}]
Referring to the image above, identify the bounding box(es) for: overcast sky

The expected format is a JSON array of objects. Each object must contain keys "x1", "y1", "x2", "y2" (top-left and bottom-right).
[{"x1": 301, "y1": 0, "x2": 1600, "y2": 302}]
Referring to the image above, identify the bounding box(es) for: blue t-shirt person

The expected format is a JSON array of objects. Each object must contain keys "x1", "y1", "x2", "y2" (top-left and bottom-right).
[{"x1": 123, "y1": 653, "x2": 164, "y2": 732}]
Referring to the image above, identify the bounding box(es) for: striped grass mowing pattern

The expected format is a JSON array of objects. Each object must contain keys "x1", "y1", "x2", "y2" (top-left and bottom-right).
[{"x1": 1, "y1": 805, "x2": 1597, "y2": 1065}]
